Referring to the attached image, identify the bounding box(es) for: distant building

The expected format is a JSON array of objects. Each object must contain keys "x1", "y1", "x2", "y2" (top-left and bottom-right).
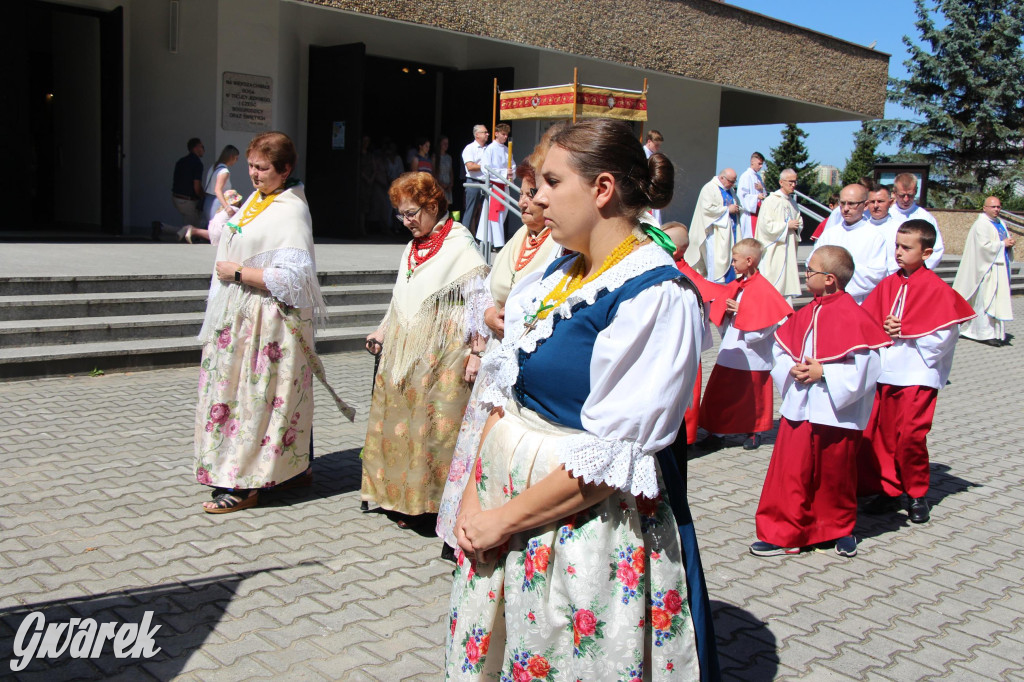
[{"x1": 815, "y1": 165, "x2": 841, "y2": 186}]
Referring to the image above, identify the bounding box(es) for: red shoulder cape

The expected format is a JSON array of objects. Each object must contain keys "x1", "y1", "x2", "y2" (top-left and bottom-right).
[
  {"x1": 709, "y1": 271, "x2": 793, "y2": 331},
  {"x1": 861, "y1": 267, "x2": 976, "y2": 338},
  {"x1": 775, "y1": 291, "x2": 892, "y2": 363},
  {"x1": 675, "y1": 259, "x2": 727, "y2": 303}
]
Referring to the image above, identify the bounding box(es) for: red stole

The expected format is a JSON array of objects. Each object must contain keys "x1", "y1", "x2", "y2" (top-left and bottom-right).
[
  {"x1": 674, "y1": 258, "x2": 727, "y2": 303},
  {"x1": 775, "y1": 291, "x2": 891, "y2": 363},
  {"x1": 487, "y1": 184, "x2": 506, "y2": 221},
  {"x1": 709, "y1": 271, "x2": 793, "y2": 331},
  {"x1": 861, "y1": 267, "x2": 976, "y2": 338}
]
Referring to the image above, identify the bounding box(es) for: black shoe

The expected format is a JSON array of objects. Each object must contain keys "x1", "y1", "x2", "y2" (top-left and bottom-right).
[
  {"x1": 742, "y1": 433, "x2": 762, "y2": 450},
  {"x1": 835, "y1": 534, "x2": 858, "y2": 557},
  {"x1": 440, "y1": 543, "x2": 456, "y2": 563},
  {"x1": 909, "y1": 497, "x2": 930, "y2": 523},
  {"x1": 697, "y1": 434, "x2": 723, "y2": 451},
  {"x1": 861, "y1": 494, "x2": 902, "y2": 515},
  {"x1": 151, "y1": 220, "x2": 162, "y2": 241},
  {"x1": 359, "y1": 500, "x2": 369, "y2": 512}
]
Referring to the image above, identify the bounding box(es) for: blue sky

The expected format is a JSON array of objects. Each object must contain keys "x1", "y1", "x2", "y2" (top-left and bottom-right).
[{"x1": 715, "y1": 1, "x2": 926, "y2": 172}]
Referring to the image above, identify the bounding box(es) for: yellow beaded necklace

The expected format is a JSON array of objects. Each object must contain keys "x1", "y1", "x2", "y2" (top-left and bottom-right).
[
  {"x1": 523, "y1": 233, "x2": 640, "y2": 332},
  {"x1": 228, "y1": 189, "x2": 283, "y2": 233}
]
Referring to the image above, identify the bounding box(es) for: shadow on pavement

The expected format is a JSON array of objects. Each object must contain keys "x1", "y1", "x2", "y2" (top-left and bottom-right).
[
  {"x1": 0, "y1": 563, "x2": 315, "y2": 679},
  {"x1": 259, "y1": 447, "x2": 363, "y2": 509},
  {"x1": 711, "y1": 600, "x2": 779, "y2": 681}
]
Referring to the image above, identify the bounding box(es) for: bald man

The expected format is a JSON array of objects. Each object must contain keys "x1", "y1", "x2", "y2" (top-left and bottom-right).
[
  {"x1": 952, "y1": 196, "x2": 1015, "y2": 344},
  {"x1": 811, "y1": 183, "x2": 889, "y2": 303},
  {"x1": 686, "y1": 168, "x2": 740, "y2": 283}
]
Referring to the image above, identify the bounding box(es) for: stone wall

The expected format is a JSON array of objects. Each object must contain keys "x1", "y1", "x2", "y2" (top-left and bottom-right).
[
  {"x1": 299, "y1": 0, "x2": 888, "y2": 117},
  {"x1": 933, "y1": 209, "x2": 1024, "y2": 260}
]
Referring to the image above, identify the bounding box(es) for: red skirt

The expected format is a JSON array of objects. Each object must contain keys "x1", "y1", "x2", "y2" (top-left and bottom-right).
[
  {"x1": 682, "y1": 362, "x2": 702, "y2": 445},
  {"x1": 698, "y1": 364, "x2": 774, "y2": 435},
  {"x1": 488, "y1": 183, "x2": 506, "y2": 220},
  {"x1": 858, "y1": 383, "x2": 938, "y2": 498},
  {"x1": 756, "y1": 418, "x2": 860, "y2": 547}
]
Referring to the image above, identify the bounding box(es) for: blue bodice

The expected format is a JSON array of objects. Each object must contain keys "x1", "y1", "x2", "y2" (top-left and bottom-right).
[{"x1": 514, "y1": 256, "x2": 684, "y2": 430}]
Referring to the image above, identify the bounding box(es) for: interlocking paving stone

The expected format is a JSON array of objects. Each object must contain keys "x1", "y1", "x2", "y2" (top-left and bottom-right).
[{"x1": 0, "y1": 293, "x2": 1021, "y2": 680}]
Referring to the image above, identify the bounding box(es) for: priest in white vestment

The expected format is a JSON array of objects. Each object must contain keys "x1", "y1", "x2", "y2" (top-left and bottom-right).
[
  {"x1": 737, "y1": 152, "x2": 766, "y2": 240},
  {"x1": 811, "y1": 183, "x2": 888, "y2": 303},
  {"x1": 685, "y1": 169, "x2": 739, "y2": 283},
  {"x1": 952, "y1": 197, "x2": 1015, "y2": 344},
  {"x1": 888, "y1": 172, "x2": 944, "y2": 268},
  {"x1": 756, "y1": 168, "x2": 802, "y2": 297},
  {"x1": 866, "y1": 185, "x2": 901, "y2": 274}
]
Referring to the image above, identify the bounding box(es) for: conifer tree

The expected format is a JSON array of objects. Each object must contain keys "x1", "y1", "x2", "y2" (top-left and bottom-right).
[
  {"x1": 879, "y1": 0, "x2": 1024, "y2": 206},
  {"x1": 764, "y1": 124, "x2": 815, "y2": 195},
  {"x1": 842, "y1": 122, "x2": 878, "y2": 187}
]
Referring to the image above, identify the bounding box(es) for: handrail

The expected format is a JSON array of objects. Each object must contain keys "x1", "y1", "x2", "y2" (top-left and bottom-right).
[
  {"x1": 464, "y1": 166, "x2": 522, "y2": 262},
  {"x1": 797, "y1": 204, "x2": 826, "y2": 223},
  {"x1": 1000, "y1": 209, "x2": 1024, "y2": 229},
  {"x1": 793, "y1": 189, "x2": 830, "y2": 214}
]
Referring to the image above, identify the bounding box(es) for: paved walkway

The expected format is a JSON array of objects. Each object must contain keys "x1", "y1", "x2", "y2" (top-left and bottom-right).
[{"x1": 0, "y1": 293, "x2": 1021, "y2": 680}]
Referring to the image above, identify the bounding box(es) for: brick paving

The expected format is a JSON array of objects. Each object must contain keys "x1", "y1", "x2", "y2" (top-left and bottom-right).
[{"x1": 1, "y1": 298, "x2": 1022, "y2": 680}]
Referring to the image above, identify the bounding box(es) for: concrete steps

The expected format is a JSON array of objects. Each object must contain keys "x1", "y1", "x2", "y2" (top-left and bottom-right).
[
  {"x1": 0, "y1": 256, "x2": 1020, "y2": 380},
  {"x1": 0, "y1": 271, "x2": 395, "y2": 380}
]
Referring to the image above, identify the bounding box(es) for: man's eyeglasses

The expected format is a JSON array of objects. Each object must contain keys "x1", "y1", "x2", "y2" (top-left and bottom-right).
[
  {"x1": 839, "y1": 200, "x2": 866, "y2": 208},
  {"x1": 806, "y1": 268, "x2": 832, "y2": 278},
  {"x1": 395, "y1": 207, "x2": 423, "y2": 223},
  {"x1": 894, "y1": 192, "x2": 915, "y2": 199}
]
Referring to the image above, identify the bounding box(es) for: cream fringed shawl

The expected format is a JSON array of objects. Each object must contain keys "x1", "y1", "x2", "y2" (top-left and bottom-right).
[
  {"x1": 488, "y1": 225, "x2": 559, "y2": 306},
  {"x1": 198, "y1": 184, "x2": 328, "y2": 342},
  {"x1": 380, "y1": 220, "x2": 489, "y2": 384}
]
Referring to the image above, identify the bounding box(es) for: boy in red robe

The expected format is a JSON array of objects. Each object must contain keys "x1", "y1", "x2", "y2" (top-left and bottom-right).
[
  {"x1": 751, "y1": 246, "x2": 891, "y2": 558},
  {"x1": 664, "y1": 223, "x2": 725, "y2": 448},
  {"x1": 857, "y1": 220, "x2": 975, "y2": 523},
  {"x1": 699, "y1": 239, "x2": 793, "y2": 450}
]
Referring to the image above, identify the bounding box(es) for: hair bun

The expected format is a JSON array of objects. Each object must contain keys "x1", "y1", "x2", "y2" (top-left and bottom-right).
[{"x1": 646, "y1": 153, "x2": 674, "y2": 210}]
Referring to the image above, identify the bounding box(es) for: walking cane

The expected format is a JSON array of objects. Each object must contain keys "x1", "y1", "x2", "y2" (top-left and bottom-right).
[{"x1": 361, "y1": 338, "x2": 383, "y2": 512}]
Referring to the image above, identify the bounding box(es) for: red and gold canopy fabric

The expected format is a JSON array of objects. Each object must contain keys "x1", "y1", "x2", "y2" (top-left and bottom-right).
[{"x1": 499, "y1": 84, "x2": 647, "y2": 122}]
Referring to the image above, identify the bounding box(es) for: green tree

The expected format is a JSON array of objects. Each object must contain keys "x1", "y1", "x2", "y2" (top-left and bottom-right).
[
  {"x1": 878, "y1": 0, "x2": 1024, "y2": 207},
  {"x1": 764, "y1": 124, "x2": 815, "y2": 195},
  {"x1": 842, "y1": 122, "x2": 879, "y2": 187}
]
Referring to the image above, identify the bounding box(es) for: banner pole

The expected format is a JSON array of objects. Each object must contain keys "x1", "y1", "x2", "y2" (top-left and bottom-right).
[
  {"x1": 492, "y1": 78, "x2": 498, "y2": 137},
  {"x1": 572, "y1": 68, "x2": 578, "y2": 124}
]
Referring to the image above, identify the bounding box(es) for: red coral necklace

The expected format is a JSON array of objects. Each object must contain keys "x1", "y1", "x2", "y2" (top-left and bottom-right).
[
  {"x1": 511, "y1": 228, "x2": 551, "y2": 285},
  {"x1": 406, "y1": 217, "x2": 453, "y2": 280}
]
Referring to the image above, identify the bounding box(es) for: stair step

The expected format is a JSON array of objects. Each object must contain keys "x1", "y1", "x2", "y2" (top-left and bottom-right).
[
  {"x1": 0, "y1": 284, "x2": 396, "y2": 321},
  {"x1": 0, "y1": 325, "x2": 378, "y2": 380},
  {"x1": 0, "y1": 304, "x2": 388, "y2": 348},
  {"x1": 0, "y1": 270, "x2": 395, "y2": 296}
]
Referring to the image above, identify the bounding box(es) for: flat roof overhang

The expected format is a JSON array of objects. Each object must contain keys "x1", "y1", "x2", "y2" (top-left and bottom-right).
[{"x1": 295, "y1": 0, "x2": 889, "y2": 120}]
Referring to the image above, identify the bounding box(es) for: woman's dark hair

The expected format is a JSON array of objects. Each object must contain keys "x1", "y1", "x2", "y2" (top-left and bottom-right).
[
  {"x1": 515, "y1": 159, "x2": 535, "y2": 186},
  {"x1": 551, "y1": 119, "x2": 673, "y2": 219},
  {"x1": 216, "y1": 145, "x2": 239, "y2": 166},
  {"x1": 247, "y1": 132, "x2": 297, "y2": 174}
]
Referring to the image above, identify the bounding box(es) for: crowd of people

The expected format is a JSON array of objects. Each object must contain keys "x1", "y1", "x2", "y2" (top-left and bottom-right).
[{"x1": 185, "y1": 120, "x2": 1016, "y2": 681}]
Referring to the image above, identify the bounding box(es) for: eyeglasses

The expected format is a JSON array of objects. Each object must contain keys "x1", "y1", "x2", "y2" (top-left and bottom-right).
[
  {"x1": 395, "y1": 207, "x2": 422, "y2": 223},
  {"x1": 524, "y1": 187, "x2": 538, "y2": 199},
  {"x1": 894, "y1": 192, "x2": 915, "y2": 199},
  {"x1": 986, "y1": 205, "x2": 1002, "y2": 210},
  {"x1": 806, "y1": 268, "x2": 832, "y2": 278},
  {"x1": 839, "y1": 200, "x2": 866, "y2": 208}
]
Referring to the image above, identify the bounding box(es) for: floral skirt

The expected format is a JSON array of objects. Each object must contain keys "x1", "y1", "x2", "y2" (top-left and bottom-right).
[
  {"x1": 193, "y1": 294, "x2": 314, "y2": 490},
  {"x1": 445, "y1": 403, "x2": 700, "y2": 681},
  {"x1": 360, "y1": 333, "x2": 472, "y2": 515},
  {"x1": 437, "y1": 337, "x2": 502, "y2": 547}
]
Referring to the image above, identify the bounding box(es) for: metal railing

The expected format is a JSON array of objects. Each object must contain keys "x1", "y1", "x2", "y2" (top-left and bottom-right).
[
  {"x1": 463, "y1": 166, "x2": 522, "y2": 263},
  {"x1": 792, "y1": 189, "x2": 829, "y2": 223}
]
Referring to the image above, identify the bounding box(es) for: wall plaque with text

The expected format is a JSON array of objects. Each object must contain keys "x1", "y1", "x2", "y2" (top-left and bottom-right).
[{"x1": 222, "y1": 72, "x2": 273, "y2": 132}]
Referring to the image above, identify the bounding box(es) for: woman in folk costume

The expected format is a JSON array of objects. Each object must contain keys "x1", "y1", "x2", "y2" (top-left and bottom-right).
[
  {"x1": 447, "y1": 119, "x2": 719, "y2": 681},
  {"x1": 437, "y1": 128, "x2": 566, "y2": 552},
  {"x1": 195, "y1": 132, "x2": 350, "y2": 513},
  {"x1": 361, "y1": 172, "x2": 490, "y2": 527},
  {"x1": 952, "y1": 197, "x2": 1016, "y2": 345}
]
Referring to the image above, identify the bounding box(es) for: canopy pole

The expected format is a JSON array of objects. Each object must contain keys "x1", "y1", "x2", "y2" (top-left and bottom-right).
[
  {"x1": 492, "y1": 78, "x2": 498, "y2": 137},
  {"x1": 572, "y1": 68, "x2": 578, "y2": 124},
  {"x1": 638, "y1": 78, "x2": 648, "y2": 142}
]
